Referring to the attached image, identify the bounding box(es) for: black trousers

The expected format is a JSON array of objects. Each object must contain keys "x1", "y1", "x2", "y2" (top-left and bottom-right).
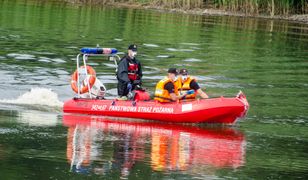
[
  {"x1": 117, "y1": 80, "x2": 141, "y2": 96},
  {"x1": 117, "y1": 81, "x2": 129, "y2": 97}
]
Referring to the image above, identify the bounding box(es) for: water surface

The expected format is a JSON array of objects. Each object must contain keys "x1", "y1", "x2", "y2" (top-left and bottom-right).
[{"x1": 0, "y1": 0, "x2": 308, "y2": 179}]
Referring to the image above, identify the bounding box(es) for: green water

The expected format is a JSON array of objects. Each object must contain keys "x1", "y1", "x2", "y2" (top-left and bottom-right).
[{"x1": 0, "y1": 0, "x2": 308, "y2": 179}]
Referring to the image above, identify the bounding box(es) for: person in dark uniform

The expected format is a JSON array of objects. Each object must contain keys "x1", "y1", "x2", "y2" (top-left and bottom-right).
[{"x1": 116, "y1": 44, "x2": 142, "y2": 100}]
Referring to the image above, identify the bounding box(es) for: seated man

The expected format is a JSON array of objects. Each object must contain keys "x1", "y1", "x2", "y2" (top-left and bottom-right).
[
  {"x1": 154, "y1": 68, "x2": 188, "y2": 102},
  {"x1": 176, "y1": 68, "x2": 209, "y2": 99}
]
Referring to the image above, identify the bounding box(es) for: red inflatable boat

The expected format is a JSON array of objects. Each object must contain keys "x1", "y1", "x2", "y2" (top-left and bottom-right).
[
  {"x1": 63, "y1": 91, "x2": 249, "y2": 124},
  {"x1": 63, "y1": 48, "x2": 249, "y2": 124}
]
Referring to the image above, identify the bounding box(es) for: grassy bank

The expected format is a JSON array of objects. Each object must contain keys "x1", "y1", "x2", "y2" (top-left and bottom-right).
[
  {"x1": 66, "y1": 0, "x2": 307, "y2": 16},
  {"x1": 212, "y1": 0, "x2": 307, "y2": 16}
]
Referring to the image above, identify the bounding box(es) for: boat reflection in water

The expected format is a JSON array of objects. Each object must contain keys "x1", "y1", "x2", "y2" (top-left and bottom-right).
[{"x1": 63, "y1": 114, "x2": 246, "y2": 177}]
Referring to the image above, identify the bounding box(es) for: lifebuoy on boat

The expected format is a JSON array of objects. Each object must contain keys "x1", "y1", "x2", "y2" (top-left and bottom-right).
[{"x1": 71, "y1": 65, "x2": 96, "y2": 94}]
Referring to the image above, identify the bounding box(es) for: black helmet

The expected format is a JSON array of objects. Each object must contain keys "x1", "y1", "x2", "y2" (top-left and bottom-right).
[
  {"x1": 168, "y1": 68, "x2": 178, "y2": 75},
  {"x1": 179, "y1": 69, "x2": 188, "y2": 75},
  {"x1": 128, "y1": 44, "x2": 137, "y2": 51}
]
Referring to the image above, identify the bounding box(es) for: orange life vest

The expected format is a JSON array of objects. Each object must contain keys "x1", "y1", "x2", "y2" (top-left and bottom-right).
[
  {"x1": 177, "y1": 76, "x2": 197, "y2": 99},
  {"x1": 128, "y1": 62, "x2": 139, "y2": 81},
  {"x1": 154, "y1": 77, "x2": 179, "y2": 102}
]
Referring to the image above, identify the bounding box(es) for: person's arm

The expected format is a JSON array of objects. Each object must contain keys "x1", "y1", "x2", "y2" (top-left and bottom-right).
[
  {"x1": 165, "y1": 82, "x2": 187, "y2": 101},
  {"x1": 136, "y1": 59, "x2": 142, "y2": 79},
  {"x1": 170, "y1": 93, "x2": 187, "y2": 101},
  {"x1": 197, "y1": 89, "x2": 209, "y2": 99},
  {"x1": 190, "y1": 80, "x2": 209, "y2": 99},
  {"x1": 117, "y1": 58, "x2": 130, "y2": 83}
]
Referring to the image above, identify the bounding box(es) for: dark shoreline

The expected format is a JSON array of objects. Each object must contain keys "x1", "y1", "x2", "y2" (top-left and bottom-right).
[{"x1": 88, "y1": 2, "x2": 308, "y2": 24}]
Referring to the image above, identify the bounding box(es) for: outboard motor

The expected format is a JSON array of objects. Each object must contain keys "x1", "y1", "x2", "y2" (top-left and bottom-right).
[
  {"x1": 81, "y1": 74, "x2": 106, "y2": 99},
  {"x1": 88, "y1": 78, "x2": 106, "y2": 99}
]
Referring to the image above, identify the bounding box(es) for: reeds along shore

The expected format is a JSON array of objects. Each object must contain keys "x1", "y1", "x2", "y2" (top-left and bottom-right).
[
  {"x1": 211, "y1": 0, "x2": 307, "y2": 16},
  {"x1": 67, "y1": 0, "x2": 307, "y2": 16}
]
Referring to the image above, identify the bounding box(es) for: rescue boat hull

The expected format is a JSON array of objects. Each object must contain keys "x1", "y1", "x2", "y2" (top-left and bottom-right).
[{"x1": 63, "y1": 92, "x2": 249, "y2": 124}]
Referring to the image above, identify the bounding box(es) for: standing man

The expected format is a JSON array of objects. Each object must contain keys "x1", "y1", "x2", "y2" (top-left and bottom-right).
[
  {"x1": 116, "y1": 44, "x2": 142, "y2": 100},
  {"x1": 176, "y1": 68, "x2": 209, "y2": 99},
  {"x1": 154, "y1": 68, "x2": 189, "y2": 102}
]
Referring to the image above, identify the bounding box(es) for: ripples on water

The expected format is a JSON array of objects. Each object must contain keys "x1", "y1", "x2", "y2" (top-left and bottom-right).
[
  {"x1": 0, "y1": 0, "x2": 308, "y2": 179},
  {"x1": 63, "y1": 115, "x2": 246, "y2": 179}
]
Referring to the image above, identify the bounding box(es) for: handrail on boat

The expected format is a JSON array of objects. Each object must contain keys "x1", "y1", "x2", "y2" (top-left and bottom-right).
[{"x1": 75, "y1": 47, "x2": 121, "y2": 98}]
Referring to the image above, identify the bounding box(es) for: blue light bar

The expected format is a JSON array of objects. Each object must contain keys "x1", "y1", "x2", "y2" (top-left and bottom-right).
[{"x1": 81, "y1": 48, "x2": 118, "y2": 54}]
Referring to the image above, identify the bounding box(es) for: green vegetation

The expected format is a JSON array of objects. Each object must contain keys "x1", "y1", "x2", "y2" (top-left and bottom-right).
[
  {"x1": 212, "y1": 0, "x2": 307, "y2": 16},
  {"x1": 67, "y1": 0, "x2": 308, "y2": 15}
]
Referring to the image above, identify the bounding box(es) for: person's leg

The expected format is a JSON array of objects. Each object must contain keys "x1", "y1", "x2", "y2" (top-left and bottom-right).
[{"x1": 118, "y1": 81, "x2": 128, "y2": 97}]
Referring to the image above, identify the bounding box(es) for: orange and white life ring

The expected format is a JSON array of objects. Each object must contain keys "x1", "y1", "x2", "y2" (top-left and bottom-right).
[{"x1": 71, "y1": 65, "x2": 96, "y2": 94}]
